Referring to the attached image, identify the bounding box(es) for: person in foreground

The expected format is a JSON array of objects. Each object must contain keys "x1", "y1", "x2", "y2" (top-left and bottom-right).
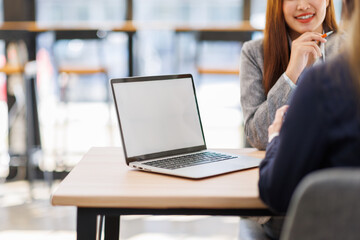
[
  {"x1": 259, "y1": 0, "x2": 360, "y2": 218},
  {"x1": 240, "y1": 0, "x2": 339, "y2": 150}
]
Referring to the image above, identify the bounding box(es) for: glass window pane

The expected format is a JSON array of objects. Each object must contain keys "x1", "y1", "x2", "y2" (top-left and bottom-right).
[
  {"x1": 36, "y1": 0, "x2": 126, "y2": 25},
  {"x1": 250, "y1": 0, "x2": 266, "y2": 29},
  {"x1": 333, "y1": 0, "x2": 342, "y2": 23},
  {"x1": 134, "y1": 0, "x2": 243, "y2": 25}
]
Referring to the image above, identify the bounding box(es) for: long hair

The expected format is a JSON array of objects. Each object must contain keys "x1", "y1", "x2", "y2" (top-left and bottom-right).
[
  {"x1": 348, "y1": 0, "x2": 360, "y2": 88},
  {"x1": 263, "y1": 0, "x2": 339, "y2": 95},
  {"x1": 341, "y1": 0, "x2": 355, "y2": 23}
]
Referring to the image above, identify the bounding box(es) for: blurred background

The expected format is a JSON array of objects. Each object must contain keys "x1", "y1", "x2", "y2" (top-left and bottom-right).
[{"x1": 0, "y1": 0, "x2": 343, "y2": 239}]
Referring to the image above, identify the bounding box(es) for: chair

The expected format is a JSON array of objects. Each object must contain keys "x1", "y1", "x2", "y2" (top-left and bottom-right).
[
  {"x1": 239, "y1": 168, "x2": 360, "y2": 240},
  {"x1": 280, "y1": 168, "x2": 360, "y2": 240}
]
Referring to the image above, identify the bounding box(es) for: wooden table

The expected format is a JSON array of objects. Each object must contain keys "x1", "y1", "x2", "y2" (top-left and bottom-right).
[{"x1": 51, "y1": 147, "x2": 269, "y2": 240}]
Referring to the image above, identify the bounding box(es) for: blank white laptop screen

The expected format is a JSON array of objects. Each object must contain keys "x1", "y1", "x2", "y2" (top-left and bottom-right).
[{"x1": 112, "y1": 77, "x2": 205, "y2": 158}]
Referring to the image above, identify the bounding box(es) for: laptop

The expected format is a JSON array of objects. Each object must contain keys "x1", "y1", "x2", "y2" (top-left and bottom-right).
[{"x1": 110, "y1": 74, "x2": 261, "y2": 179}]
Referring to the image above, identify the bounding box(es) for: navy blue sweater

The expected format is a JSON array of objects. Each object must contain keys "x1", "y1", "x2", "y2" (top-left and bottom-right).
[{"x1": 259, "y1": 54, "x2": 360, "y2": 214}]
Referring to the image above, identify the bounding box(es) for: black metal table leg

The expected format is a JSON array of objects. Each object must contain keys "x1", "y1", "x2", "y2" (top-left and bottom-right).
[
  {"x1": 127, "y1": 32, "x2": 134, "y2": 76},
  {"x1": 105, "y1": 215, "x2": 120, "y2": 240},
  {"x1": 74, "y1": 207, "x2": 274, "y2": 240},
  {"x1": 77, "y1": 208, "x2": 97, "y2": 240}
]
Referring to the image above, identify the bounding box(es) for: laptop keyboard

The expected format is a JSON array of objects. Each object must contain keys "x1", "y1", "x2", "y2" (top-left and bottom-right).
[{"x1": 142, "y1": 152, "x2": 237, "y2": 170}]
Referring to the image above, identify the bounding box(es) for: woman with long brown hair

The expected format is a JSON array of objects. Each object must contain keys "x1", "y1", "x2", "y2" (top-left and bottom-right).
[{"x1": 240, "y1": 0, "x2": 339, "y2": 150}]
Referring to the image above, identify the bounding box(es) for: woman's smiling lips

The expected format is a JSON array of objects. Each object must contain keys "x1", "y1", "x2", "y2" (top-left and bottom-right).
[{"x1": 295, "y1": 13, "x2": 315, "y2": 23}]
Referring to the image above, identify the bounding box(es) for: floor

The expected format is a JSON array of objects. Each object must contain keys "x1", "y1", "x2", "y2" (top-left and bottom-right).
[{"x1": 0, "y1": 74, "x2": 246, "y2": 239}]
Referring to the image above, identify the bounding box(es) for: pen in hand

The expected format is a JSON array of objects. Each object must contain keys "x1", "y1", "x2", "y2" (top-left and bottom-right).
[
  {"x1": 315, "y1": 31, "x2": 333, "y2": 50},
  {"x1": 315, "y1": 31, "x2": 333, "y2": 45},
  {"x1": 321, "y1": 31, "x2": 333, "y2": 39}
]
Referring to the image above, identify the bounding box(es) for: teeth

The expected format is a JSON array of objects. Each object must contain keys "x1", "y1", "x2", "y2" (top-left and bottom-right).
[{"x1": 297, "y1": 14, "x2": 314, "y2": 20}]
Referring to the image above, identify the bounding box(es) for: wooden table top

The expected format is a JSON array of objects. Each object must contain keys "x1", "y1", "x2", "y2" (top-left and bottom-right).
[{"x1": 51, "y1": 147, "x2": 266, "y2": 209}]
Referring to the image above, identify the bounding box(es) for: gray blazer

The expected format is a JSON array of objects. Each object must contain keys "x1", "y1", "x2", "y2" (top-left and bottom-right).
[{"x1": 240, "y1": 34, "x2": 340, "y2": 150}]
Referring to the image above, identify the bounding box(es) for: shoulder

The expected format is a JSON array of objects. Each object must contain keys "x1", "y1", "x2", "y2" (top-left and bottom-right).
[
  {"x1": 296, "y1": 54, "x2": 358, "y2": 127},
  {"x1": 307, "y1": 54, "x2": 349, "y2": 83},
  {"x1": 297, "y1": 54, "x2": 352, "y2": 99},
  {"x1": 241, "y1": 38, "x2": 264, "y2": 69},
  {"x1": 301, "y1": 54, "x2": 348, "y2": 83},
  {"x1": 242, "y1": 38, "x2": 264, "y2": 49},
  {"x1": 241, "y1": 38, "x2": 264, "y2": 57},
  {"x1": 326, "y1": 32, "x2": 347, "y2": 58}
]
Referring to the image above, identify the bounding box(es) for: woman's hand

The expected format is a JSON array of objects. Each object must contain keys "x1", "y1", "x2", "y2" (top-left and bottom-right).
[
  {"x1": 285, "y1": 32, "x2": 326, "y2": 83},
  {"x1": 268, "y1": 105, "x2": 289, "y2": 138}
]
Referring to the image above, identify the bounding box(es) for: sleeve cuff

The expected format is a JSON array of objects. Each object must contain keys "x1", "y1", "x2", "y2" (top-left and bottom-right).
[
  {"x1": 283, "y1": 73, "x2": 297, "y2": 90},
  {"x1": 268, "y1": 132, "x2": 279, "y2": 143}
]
